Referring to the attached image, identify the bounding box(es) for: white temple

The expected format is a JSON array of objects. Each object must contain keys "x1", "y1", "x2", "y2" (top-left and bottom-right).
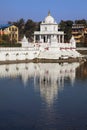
[
  {"x1": 34, "y1": 11, "x2": 64, "y2": 43},
  {"x1": 33, "y1": 12, "x2": 82, "y2": 59},
  {"x1": 0, "y1": 12, "x2": 82, "y2": 62}
]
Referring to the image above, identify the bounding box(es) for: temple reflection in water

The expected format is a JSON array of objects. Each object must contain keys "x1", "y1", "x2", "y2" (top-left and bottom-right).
[{"x1": 0, "y1": 62, "x2": 80, "y2": 105}]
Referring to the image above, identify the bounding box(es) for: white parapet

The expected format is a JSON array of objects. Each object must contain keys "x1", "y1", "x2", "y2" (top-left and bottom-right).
[{"x1": 0, "y1": 47, "x2": 39, "y2": 61}]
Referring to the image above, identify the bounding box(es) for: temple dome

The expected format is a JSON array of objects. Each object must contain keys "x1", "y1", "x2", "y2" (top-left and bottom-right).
[{"x1": 44, "y1": 11, "x2": 56, "y2": 24}]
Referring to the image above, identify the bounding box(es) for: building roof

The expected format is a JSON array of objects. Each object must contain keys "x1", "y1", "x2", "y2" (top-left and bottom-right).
[
  {"x1": 0, "y1": 24, "x2": 12, "y2": 30},
  {"x1": 72, "y1": 24, "x2": 84, "y2": 29}
]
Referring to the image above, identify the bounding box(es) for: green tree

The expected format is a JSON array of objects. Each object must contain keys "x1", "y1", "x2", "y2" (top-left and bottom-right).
[
  {"x1": 75, "y1": 19, "x2": 87, "y2": 26},
  {"x1": 8, "y1": 18, "x2": 40, "y2": 42},
  {"x1": 24, "y1": 19, "x2": 38, "y2": 42},
  {"x1": 16, "y1": 18, "x2": 25, "y2": 40},
  {"x1": 59, "y1": 20, "x2": 73, "y2": 42},
  {"x1": 8, "y1": 18, "x2": 25, "y2": 40}
]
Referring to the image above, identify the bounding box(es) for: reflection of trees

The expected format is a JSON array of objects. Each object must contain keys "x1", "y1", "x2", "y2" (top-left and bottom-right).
[{"x1": 76, "y1": 61, "x2": 87, "y2": 80}]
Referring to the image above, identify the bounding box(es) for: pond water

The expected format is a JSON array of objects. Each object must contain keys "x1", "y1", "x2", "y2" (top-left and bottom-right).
[{"x1": 0, "y1": 61, "x2": 87, "y2": 130}]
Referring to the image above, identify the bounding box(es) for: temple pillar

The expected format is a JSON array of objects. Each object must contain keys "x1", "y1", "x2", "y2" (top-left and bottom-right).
[
  {"x1": 47, "y1": 35, "x2": 50, "y2": 43},
  {"x1": 57, "y1": 35, "x2": 59, "y2": 43},
  {"x1": 51, "y1": 35, "x2": 53, "y2": 43},
  {"x1": 59, "y1": 35, "x2": 60, "y2": 43},
  {"x1": 62, "y1": 35, "x2": 64, "y2": 43},
  {"x1": 41, "y1": 36, "x2": 44, "y2": 43},
  {"x1": 39, "y1": 35, "x2": 41, "y2": 42},
  {"x1": 45, "y1": 35, "x2": 47, "y2": 43}
]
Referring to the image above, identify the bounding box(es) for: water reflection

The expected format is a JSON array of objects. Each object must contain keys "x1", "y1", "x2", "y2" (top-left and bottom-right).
[
  {"x1": 76, "y1": 61, "x2": 87, "y2": 80},
  {"x1": 0, "y1": 62, "x2": 80, "y2": 106}
]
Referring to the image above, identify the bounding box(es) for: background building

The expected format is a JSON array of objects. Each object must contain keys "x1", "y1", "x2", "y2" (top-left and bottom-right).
[
  {"x1": 0, "y1": 24, "x2": 18, "y2": 43},
  {"x1": 72, "y1": 24, "x2": 84, "y2": 43},
  {"x1": 72, "y1": 24, "x2": 87, "y2": 45}
]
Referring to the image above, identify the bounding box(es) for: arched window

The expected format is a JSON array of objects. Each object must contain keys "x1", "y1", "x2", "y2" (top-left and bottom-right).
[
  {"x1": 6, "y1": 53, "x2": 9, "y2": 56},
  {"x1": 16, "y1": 53, "x2": 19, "y2": 56}
]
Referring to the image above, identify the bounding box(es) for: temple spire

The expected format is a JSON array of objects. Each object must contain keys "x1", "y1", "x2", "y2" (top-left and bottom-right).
[{"x1": 48, "y1": 10, "x2": 51, "y2": 16}]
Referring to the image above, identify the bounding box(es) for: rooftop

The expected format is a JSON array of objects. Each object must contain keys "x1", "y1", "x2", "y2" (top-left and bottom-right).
[{"x1": 0, "y1": 24, "x2": 12, "y2": 30}]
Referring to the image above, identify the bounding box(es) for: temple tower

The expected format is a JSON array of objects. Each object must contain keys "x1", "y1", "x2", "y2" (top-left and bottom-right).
[{"x1": 34, "y1": 12, "x2": 64, "y2": 44}]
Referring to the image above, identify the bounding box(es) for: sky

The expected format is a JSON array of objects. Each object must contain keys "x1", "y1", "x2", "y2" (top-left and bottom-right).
[{"x1": 0, "y1": 0, "x2": 87, "y2": 24}]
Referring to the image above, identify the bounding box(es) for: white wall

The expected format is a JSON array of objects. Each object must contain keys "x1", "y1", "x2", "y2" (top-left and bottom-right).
[
  {"x1": 41, "y1": 24, "x2": 58, "y2": 32},
  {"x1": 0, "y1": 47, "x2": 39, "y2": 61}
]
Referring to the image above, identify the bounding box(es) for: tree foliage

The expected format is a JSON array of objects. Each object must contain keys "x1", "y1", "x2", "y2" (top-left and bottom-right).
[
  {"x1": 24, "y1": 19, "x2": 37, "y2": 41},
  {"x1": 8, "y1": 18, "x2": 87, "y2": 44},
  {"x1": 0, "y1": 34, "x2": 10, "y2": 44},
  {"x1": 75, "y1": 19, "x2": 87, "y2": 26},
  {"x1": 8, "y1": 18, "x2": 40, "y2": 42},
  {"x1": 59, "y1": 20, "x2": 73, "y2": 42}
]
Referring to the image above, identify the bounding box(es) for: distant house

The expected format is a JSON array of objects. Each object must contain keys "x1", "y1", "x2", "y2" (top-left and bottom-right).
[
  {"x1": 0, "y1": 24, "x2": 18, "y2": 42},
  {"x1": 72, "y1": 24, "x2": 87, "y2": 44}
]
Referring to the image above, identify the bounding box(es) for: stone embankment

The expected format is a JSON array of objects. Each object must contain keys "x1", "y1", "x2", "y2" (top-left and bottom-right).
[{"x1": 0, "y1": 57, "x2": 86, "y2": 65}]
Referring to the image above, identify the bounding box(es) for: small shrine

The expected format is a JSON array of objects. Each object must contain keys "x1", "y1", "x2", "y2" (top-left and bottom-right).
[{"x1": 21, "y1": 35, "x2": 29, "y2": 47}]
